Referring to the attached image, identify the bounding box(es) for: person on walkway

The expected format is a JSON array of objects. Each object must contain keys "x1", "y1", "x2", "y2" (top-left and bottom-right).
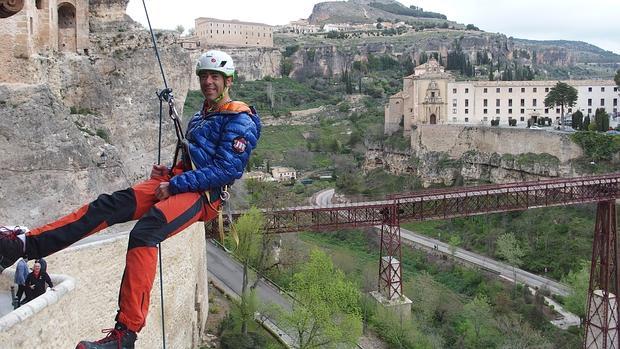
[
  {"x1": 36, "y1": 257, "x2": 47, "y2": 273},
  {"x1": 13, "y1": 257, "x2": 29, "y2": 307},
  {"x1": 23, "y1": 261, "x2": 53, "y2": 303},
  {"x1": 0, "y1": 50, "x2": 261, "y2": 349}
]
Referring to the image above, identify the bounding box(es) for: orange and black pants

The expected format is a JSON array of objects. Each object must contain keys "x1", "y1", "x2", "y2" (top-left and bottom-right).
[{"x1": 24, "y1": 174, "x2": 219, "y2": 332}]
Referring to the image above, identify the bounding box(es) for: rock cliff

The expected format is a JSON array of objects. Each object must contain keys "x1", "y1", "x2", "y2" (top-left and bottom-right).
[
  {"x1": 0, "y1": 10, "x2": 192, "y2": 227},
  {"x1": 363, "y1": 125, "x2": 584, "y2": 187}
]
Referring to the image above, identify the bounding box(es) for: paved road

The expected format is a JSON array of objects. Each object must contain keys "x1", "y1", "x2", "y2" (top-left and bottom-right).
[
  {"x1": 395, "y1": 227, "x2": 570, "y2": 296},
  {"x1": 315, "y1": 188, "x2": 571, "y2": 296},
  {"x1": 206, "y1": 241, "x2": 292, "y2": 311},
  {"x1": 314, "y1": 188, "x2": 335, "y2": 207}
]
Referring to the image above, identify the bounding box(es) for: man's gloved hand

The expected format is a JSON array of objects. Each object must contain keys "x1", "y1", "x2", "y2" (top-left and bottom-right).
[{"x1": 150, "y1": 164, "x2": 169, "y2": 179}]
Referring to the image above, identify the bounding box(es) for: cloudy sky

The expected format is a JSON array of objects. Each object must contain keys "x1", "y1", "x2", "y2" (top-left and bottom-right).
[{"x1": 127, "y1": 0, "x2": 620, "y2": 54}]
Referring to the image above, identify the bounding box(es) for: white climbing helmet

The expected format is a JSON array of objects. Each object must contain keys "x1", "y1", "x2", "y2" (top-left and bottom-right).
[{"x1": 196, "y1": 50, "x2": 235, "y2": 77}]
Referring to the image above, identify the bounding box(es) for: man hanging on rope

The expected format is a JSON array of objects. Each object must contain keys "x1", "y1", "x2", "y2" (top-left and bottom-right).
[{"x1": 0, "y1": 50, "x2": 261, "y2": 349}]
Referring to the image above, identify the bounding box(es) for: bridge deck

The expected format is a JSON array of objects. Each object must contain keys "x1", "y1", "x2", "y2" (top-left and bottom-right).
[{"x1": 257, "y1": 173, "x2": 620, "y2": 233}]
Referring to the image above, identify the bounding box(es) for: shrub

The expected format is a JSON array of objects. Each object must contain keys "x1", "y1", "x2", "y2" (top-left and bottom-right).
[
  {"x1": 338, "y1": 101, "x2": 351, "y2": 113},
  {"x1": 96, "y1": 129, "x2": 110, "y2": 143},
  {"x1": 571, "y1": 131, "x2": 620, "y2": 161},
  {"x1": 220, "y1": 331, "x2": 266, "y2": 349}
]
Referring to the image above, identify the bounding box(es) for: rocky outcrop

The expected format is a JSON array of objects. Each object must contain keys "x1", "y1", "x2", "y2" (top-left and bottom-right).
[
  {"x1": 89, "y1": 0, "x2": 136, "y2": 32},
  {"x1": 308, "y1": 0, "x2": 450, "y2": 25},
  {"x1": 0, "y1": 15, "x2": 192, "y2": 226},
  {"x1": 364, "y1": 125, "x2": 583, "y2": 187},
  {"x1": 280, "y1": 33, "x2": 618, "y2": 81},
  {"x1": 0, "y1": 84, "x2": 127, "y2": 224}
]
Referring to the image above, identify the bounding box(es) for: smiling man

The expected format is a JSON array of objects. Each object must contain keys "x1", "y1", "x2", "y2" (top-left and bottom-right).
[{"x1": 0, "y1": 50, "x2": 261, "y2": 349}]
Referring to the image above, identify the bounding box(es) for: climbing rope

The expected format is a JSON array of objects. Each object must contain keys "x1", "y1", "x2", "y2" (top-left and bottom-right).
[{"x1": 141, "y1": 1, "x2": 168, "y2": 348}]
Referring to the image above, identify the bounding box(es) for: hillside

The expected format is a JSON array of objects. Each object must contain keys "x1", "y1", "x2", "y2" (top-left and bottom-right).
[
  {"x1": 308, "y1": 0, "x2": 460, "y2": 27},
  {"x1": 299, "y1": 0, "x2": 620, "y2": 74}
]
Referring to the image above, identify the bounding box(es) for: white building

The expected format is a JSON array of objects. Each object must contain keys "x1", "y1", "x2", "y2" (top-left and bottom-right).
[
  {"x1": 279, "y1": 19, "x2": 321, "y2": 34},
  {"x1": 271, "y1": 167, "x2": 297, "y2": 181},
  {"x1": 322, "y1": 23, "x2": 350, "y2": 32},
  {"x1": 243, "y1": 171, "x2": 274, "y2": 182},
  {"x1": 385, "y1": 58, "x2": 619, "y2": 135},
  {"x1": 194, "y1": 17, "x2": 273, "y2": 48}
]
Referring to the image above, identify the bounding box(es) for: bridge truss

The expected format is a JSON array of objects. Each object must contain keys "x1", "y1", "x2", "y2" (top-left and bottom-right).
[{"x1": 217, "y1": 173, "x2": 620, "y2": 348}]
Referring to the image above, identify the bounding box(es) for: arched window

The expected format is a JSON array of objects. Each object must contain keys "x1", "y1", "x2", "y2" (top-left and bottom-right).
[{"x1": 57, "y1": 2, "x2": 77, "y2": 51}]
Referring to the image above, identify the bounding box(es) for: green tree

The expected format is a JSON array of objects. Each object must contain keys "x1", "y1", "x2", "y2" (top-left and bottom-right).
[
  {"x1": 615, "y1": 69, "x2": 620, "y2": 88},
  {"x1": 466, "y1": 24, "x2": 479, "y2": 31},
  {"x1": 277, "y1": 249, "x2": 363, "y2": 349},
  {"x1": 594, "y1": 107, "x2": 610, "y2": 131},
  {"x1": 496, "y1": 233, "x2": 525, "y2": 290},
  {"x1": 459, "y1": 294, "x2": 499, "y2": 348},
  {"x1": 448, "y1": 235, "x2": 461, "y2": 261},
  {"x1": 281, "y1": 58, "x2": 293, "y2": 76},
  {"x1": 562, "y1": 260, "x2": 590, "y2": 321},
  {"x1": 175, "y1": 24, "x2": 185, "y2": 35},
  {"x1": 571, "y1": 110, "x2": 583, "y2": 130},
  {"x1": 232, "y1": 207, "x2": 268, "y2": 335},
  {"x1": 495, "y1": 315, "x2": 552, "y2": 348},
  {"x1": 544, "y1": 81, "x2": 578, "y2": 129},
  {"x1": 583, "y1": 115, "x2": 591, "y2": 131}
]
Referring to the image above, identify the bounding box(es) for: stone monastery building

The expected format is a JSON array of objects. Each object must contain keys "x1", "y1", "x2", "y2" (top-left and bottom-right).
[
  {"x1": 384, "y1": 58, "x2": 619, "y2": 136},
  {"x1": 195, "y1": 17, "x2": 273, "y2": 48}
]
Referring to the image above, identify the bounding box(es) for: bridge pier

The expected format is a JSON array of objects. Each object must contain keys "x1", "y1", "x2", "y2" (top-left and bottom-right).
[
  {"x1": 584, "y1": 200, "x2": 619, "y2": 349},
  {"x1": 373, "y1": 204, "x2": 412, "y2": 318}
]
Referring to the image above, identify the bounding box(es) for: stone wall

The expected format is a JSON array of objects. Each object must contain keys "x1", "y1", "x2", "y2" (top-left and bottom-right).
[
  {"x1": 411, "y1": 125, "x2": 582, "y2": 164},
  {"x1": 0, "y1": 0, "x2": 92, "y2": 83},
  {"x1": 0, "y1": 224, "x2": 209, "y2": 348},
  {"x1": 365, "y1": 125, "x2": 585, "y2": 187}
]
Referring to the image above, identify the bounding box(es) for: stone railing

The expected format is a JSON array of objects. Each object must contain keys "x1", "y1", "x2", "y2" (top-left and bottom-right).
[
  {"x1": 0, "y1": 270, "x2": 75, "y2": 331},
  {"x1": 0, "y1": 223, "x2": 209, "y2": 348}
]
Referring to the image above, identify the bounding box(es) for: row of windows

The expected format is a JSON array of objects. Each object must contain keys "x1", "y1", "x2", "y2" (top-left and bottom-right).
[
  {"x1": 452, "y1": 86, "x2": 619, "y2": 94},
  {"x1": 452, "y1": 107, "x2": 619, "y2": 115},
  {"x1": 587, "y1": 98, "x2": 618, "y2": 107},
  {"x1": 201, "y1": 30, "x2": 271, "y2": 37},
  {"x1": 206, "y1": 23, "x2": 271, "y2": 31},
  {"x1": 588, "y1": 87, "x2": 619, "y2": 92},
  {"x1": 453, "y1": 87, "x2": 550, "y2": 94},
  {"x1": 451, "y1": 116, "x2": 528, "y2": 123},
  {"x1": 452, "y1": 98, "x2": 618, "y2": 108}
]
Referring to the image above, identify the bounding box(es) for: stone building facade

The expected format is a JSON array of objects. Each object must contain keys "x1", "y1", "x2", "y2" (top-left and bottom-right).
[
  {"x1": 385, "y1": 58, "x2": 619, "y2": 136},
  {"x1": 0, "y1": 0, "x2": 89, "y2": 58},
  {"x1": 195, "y1": 17, "x2": 273, "y2": 48}
]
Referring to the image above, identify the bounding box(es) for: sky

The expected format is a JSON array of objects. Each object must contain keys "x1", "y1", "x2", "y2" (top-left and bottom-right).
[{"x1": 126, "y1": 0, "x2": 620, "y2": 55}]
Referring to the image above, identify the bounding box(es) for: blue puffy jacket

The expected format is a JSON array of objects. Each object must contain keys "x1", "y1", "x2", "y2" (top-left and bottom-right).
[{"x1": 168, "y1": 101, "x2": 261, "y2": 197}]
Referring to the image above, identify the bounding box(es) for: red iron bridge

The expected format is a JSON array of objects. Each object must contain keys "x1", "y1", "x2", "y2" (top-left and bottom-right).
[{"x1": 213, "y1": 173, "x2": 620, "y2": 349}]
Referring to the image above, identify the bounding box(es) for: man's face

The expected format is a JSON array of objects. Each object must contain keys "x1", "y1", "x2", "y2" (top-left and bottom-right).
[
  {"x1": 199, "y1": 71, "x2": 232, "y2": 103},
  {"x1": 33, "y1": 263, "x2": 40, "y2": 273}
]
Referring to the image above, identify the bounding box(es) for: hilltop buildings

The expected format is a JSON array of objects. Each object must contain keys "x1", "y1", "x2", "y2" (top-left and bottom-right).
[{"x1": 384, "y1": 58, "x2": 619, "y2": 136}]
